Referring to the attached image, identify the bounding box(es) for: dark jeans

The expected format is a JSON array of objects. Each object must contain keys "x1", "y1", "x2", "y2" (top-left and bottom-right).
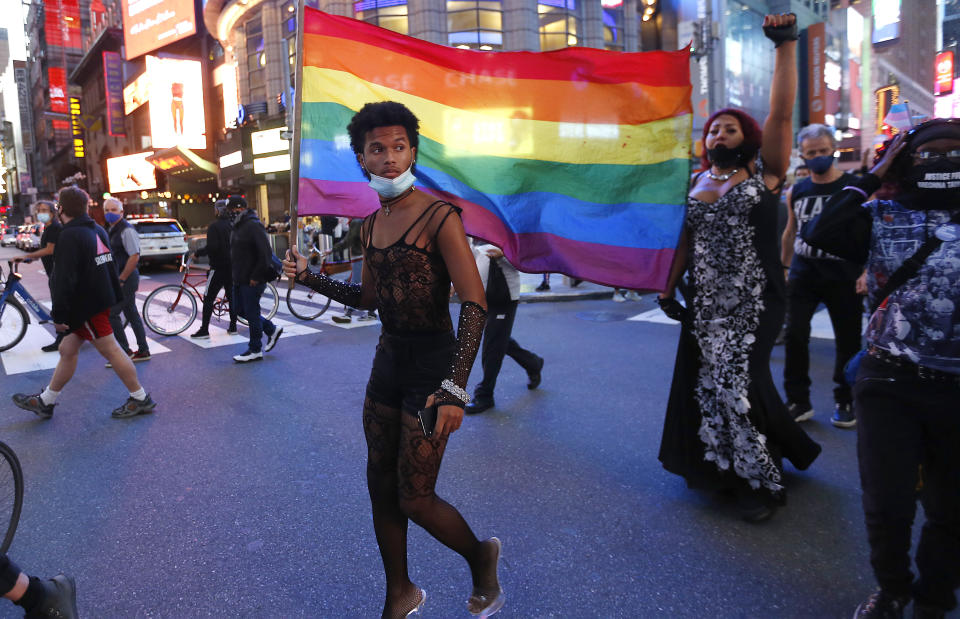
[
  {"x1": 854, "y1": 354, "x2": 960, "y2": 610},
  {"x1": 784, "y1": 276, "x2": 862, "y2": 405},
  {"x1": 0, "y1": 554, "x2": 19, "y2": 596},
  {"x1": 108, "y1": 272, "x2": 149, "y2": 353},
  {"x1": 474, "y1": 301, "x2": 540, "y2": 401},
  {"x1": 201, "y1": 268, "x2": 236, "y2": 329},
  {"x1": 234, "y1": 283, "x2": 276, "y2": 353}
]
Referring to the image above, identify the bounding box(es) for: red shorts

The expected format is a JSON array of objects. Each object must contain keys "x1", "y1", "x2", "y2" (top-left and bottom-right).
[{"x1": 71, "y1": 309, "x2": 113, "y2": 342}]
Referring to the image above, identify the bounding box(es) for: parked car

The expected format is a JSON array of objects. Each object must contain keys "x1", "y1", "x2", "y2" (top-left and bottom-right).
[
  {"x1": 131, "y1": 217, "x2": 189, "y2": 265},
  {"x1": 0, "y1": 227, "x2": 16, "y2": 247},
  {"x1": 22, "y1": 224, "x2": 43, "y2": 251},
  {"x1": 15, "y1": 225, "x2": 32, "y2": 250}
]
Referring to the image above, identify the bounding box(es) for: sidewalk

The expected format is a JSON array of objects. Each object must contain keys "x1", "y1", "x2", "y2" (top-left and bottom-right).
[{"x1": 517, "y1": 272, "x2": 614, "y2": 303}]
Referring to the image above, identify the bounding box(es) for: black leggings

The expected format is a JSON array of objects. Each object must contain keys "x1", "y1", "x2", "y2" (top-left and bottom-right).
[{"x1": 201, "y1": 268, "x2": 236, "y2": 328}]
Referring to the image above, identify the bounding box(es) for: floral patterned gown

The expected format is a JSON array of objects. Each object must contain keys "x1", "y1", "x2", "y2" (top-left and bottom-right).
[{"x1": 659, "y1": 160, "x2": 821, "y2": 500}]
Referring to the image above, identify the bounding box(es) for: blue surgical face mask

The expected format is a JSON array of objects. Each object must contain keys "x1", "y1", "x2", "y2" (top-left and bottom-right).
[
  {"x1": 366, "y1": 160, "x2": 416, "y2": 198},
  {"x1": 36, "y1": 212, "x2": 51, "y2": 224},
  {"x1": 104, "y1": 212, "x2": 123, "y2": 224},
  {"x1": 803, "y1": 154, "x2": 835, "y2": 175}
]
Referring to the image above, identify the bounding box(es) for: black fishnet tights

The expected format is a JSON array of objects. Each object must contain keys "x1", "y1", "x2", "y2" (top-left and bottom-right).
[{"x1": 362, "y1": 396, "x2": 486, "y2": 617}]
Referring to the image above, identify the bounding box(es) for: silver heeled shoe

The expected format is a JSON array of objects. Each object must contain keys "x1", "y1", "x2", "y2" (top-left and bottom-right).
[
  {"x1": 406, "y1": 588, "x2": 426, "y2": 617},
  {"x1": 467, "y1": 537, "x2": 505, "y2": 617}
]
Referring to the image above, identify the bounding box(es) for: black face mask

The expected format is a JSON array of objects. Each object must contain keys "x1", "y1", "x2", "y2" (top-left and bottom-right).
[
  {"x1": 900, "y1": 160, "x2": 960, "y2": 209},
  {"x1": 707, "y1": 144, "x2": 753, "y2": 169}
]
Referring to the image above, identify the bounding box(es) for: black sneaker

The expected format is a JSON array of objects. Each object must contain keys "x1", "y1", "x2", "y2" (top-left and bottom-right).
[
  {"x1": 26, "y1": 574, "x2": 78, "y2": 618},
  {"x1": 527, "y1": 356, "x2": 544, "y2": 390},
  {"x1": 227, "y1": 324, "x2": 238, "y2": 334},
  {"x1": 787, "y1": 401, "x2": 814, "y2": 423},
  {"x1": 40, "y1": 340, "x2": 61, "y2": 353},
  {"x1": 465, "y1": 399, "x2": 495, "y2": 415},
  {"x1": 190, "y1": 329, "x2": 210, "y2": 339},
  {"x1": 535, "y1": 282, "x2": 550, "y2": 292},
  {"x1": 331, "y1": 314, "x2": 352, "y2": 324},
  {"x1": 854, "y1": 589, "x2": 909, "y2": 618},
  {"x1": 832, "y1": 403, "x2": 857, "y2": 429},
  {"x1": 233, "y1": 349, "x2": 263, "y2": 363},
  {"x1": 111, "y1": 394, "x2": 157, "y2": 418},
  {"x1": 12, "y1": 393, "x2": 55, "y2": 420},
  {"x1": 264, "y1": 326, "x2": 283, "y2": 352}
]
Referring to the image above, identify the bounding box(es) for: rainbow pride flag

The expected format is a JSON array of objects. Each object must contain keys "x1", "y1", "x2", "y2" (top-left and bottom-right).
[{"x1": 297, "y1": 8, "x2": 691, "y2": 289}]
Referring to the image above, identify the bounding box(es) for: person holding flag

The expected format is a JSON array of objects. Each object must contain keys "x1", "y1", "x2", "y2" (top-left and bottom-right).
[
  {"x1": 656, "y1": 12, "x2": 821, "y2": 523},
  {"x1": 284, "y1": 102, "x2": 503, "y2": 618}
]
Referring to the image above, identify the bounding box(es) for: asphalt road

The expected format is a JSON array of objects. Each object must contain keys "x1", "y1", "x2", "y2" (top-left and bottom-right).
[{"x1": 0, "y1": 248, "x2": 954, "y2": 618}]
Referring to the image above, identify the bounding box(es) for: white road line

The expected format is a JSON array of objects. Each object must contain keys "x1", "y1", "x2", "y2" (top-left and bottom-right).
[{"x1": 628, "y1": 308, "x2": 868, "y2": 341}]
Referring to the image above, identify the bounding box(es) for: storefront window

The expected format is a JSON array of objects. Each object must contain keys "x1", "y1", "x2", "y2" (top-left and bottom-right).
[
  {"x1": 539, "y1": 0, "x2": 579, "y2": 51},
  {"x1": 723, "y1": 2, "x2": 773, "y2": 123},
  {"x1": 354, "y1": 0, "x2": 409, "y2": 35},
  {"x1": 447, "y1": 0, "x2": 502, "y2": 50},
  {"x1": 245, "y1": 16, "x2": 266, "y2": 102},
  {"x1": 603, "y1": 5, "x2": 623, "y2": 51}
]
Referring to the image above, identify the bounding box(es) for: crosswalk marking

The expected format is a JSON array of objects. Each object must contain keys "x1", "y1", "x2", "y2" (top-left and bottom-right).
[
  {"x1": 1, "y1": 323, "x2": 172, "y2": 377},
  {"x1": 629, "y1": 307, "x2": 868, "y2": 341}
]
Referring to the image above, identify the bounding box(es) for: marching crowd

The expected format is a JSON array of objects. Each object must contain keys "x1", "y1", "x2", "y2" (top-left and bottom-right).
[{"x1": 0, "y1": 10, "x2": 957, "y2": 619}]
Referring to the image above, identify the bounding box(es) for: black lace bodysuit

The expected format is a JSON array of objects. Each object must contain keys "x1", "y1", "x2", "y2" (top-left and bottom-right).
[{"x1": 296, "y1": 201, "x2": 486, "y2": 407}]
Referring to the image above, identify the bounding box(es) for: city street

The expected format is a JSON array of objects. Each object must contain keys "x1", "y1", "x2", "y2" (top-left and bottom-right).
[{"x1": 0, "y1": 249, "x2": 940, "y2": 617}]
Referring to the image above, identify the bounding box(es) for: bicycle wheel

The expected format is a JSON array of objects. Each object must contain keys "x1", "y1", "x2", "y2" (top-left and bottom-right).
[
  {"x1": 238, "y1": 282, "x2": 280, "y2": 326},
  {"x1": 0, "y1": 441, "x2": 24, "y2": 554},
  {"x1": 142, "y1": 285, "x2": 197, "y2": 336},
  {"x1": 0, "y1": 297, "x2": 29, "y2": 353},
  {"x1": 286, "y1": 285, "x2": 332, "y2": 320}
]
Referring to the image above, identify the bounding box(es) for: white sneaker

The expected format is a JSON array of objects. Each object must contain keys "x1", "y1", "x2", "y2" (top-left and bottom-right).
[
  {"x1": 233, "y1": 349, "x2": 263, "y2": 363},
  {"x1": 612, "y1": 291, "x2": 626, "y2": 302},
  {"x1": 625, "y1": 291, "x2": 643, "y2": 302},
  {"x1": 264, "y1": 327, "x2": 284, "y2": 352},
  {"x1": 357, "y1": 313, "x2": 377, "y2": 322}
]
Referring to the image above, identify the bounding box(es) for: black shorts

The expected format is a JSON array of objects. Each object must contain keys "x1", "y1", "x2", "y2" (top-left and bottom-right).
[{"x1": 366, "y1": 331, "x2": 456, "y2": 415}]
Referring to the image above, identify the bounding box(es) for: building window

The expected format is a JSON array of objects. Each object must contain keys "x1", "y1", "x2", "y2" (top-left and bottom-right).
[
  {"x1": 246, "y1": 16, "x2": 265, "y2": 102},
  {"x1": 603, "y1": 4, "x2": 624, "y2": 51},
  {"x1": 447, "y1": 0, "x2": 502, "y2": 50},
  {"x1": 539, "y1": 0, "x2": 579, "y2": 51},
  {"x1": 354, "y1": 0, "x2": 409, "y2": 35}
]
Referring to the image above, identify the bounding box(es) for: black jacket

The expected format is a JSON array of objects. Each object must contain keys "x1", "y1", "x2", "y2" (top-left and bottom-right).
[
  {"x1": 231, "y1": 210, "x2": 275, "y2": 284},
  {"x1": 51, "y1": 214, "x2": 122, "y2": 327},
  {"x1": 197, "y1": 217, "x2": 233, "y2": 271},
  {"x1": 332, "y1": 218, "x2": 363, "y2": 256}
]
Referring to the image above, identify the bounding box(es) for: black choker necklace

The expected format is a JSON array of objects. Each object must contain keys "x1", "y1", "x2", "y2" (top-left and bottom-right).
[{"x1": 380, "y1": 187, "x2": 415, "y2": 215}]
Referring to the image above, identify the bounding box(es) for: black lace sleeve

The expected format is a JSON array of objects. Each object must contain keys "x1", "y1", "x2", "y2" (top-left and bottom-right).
[
  {"x1": 435, "y1": 300, "x2": 487, "y2": 408},
  {"x1": 295, "y1": 269, "x2": 362, "y2": 308}
]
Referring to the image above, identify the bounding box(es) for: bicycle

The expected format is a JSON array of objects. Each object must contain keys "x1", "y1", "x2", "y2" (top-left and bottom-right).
[
  {"x1": 0, "y1": 260, "x2": 56, "y2": 352},
  {"x1": 0, "y1": 441, "x2": 24, "y2": 554},
  {"x1": 141, "y1": 253, "x2": 279, "y2": 336},
  {"x1": 284, "y1": 248, "x2": 357, "y2": 320}
]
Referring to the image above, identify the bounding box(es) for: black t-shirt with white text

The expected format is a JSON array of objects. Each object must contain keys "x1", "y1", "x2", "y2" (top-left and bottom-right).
[{"x1": 789, "y1": 172, "x2": 863, "y2": 281}]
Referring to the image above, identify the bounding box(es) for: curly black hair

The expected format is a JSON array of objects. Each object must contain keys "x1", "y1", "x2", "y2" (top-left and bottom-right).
[{"x1": 347, "y1": 102, "x2": 420, "y2": 177}]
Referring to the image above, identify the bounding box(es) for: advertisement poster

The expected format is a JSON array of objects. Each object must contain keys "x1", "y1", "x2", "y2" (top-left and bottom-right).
[
  {"x1": 807, "y1": 22, "x2": 826, "y2": 125},
  {"x1": 123, "y1": 71, "x2": 149, "y2": 114},
  {"x1": 106, "y1": 152, "x2": 157, "y2": 193},
  {"x1": 103, "y1": 52, "x2": 126, "y2": 137},
  {"x1": 48, "y1": 67, "x2": 69, "y2": 114},
  {"x1": 145, "y1": 56, "x2": 207, "y2": 149},
  {"x1": 121, "y1": 0, "x2": 196, "y2": 60},
  {"x1": 936, "y1": 51, "x2": 954, "y2": 97}
]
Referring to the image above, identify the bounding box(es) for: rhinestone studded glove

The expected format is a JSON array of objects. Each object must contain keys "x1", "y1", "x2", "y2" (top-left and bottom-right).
[
  {"x1": 295, "y1": 268, "x2": 362, "y2": 309},
  {"x1": 435, "y1": 300, "x2": 487, "y2": 408}
]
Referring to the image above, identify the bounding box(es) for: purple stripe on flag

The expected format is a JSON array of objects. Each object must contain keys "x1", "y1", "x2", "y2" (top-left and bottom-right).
[{"x1": 298, "y1": 179, "x2": 674, "y2": 290}]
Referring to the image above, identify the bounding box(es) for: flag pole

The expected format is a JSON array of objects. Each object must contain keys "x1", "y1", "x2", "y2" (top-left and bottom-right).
[{"x1": 287, "y1": 0, "x2": 306, "y2": 291}]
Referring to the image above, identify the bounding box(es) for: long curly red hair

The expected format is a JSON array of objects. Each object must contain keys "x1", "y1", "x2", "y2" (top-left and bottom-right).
[{"x1": 699, "y1": 108, "x2": 763, "y2": 170}]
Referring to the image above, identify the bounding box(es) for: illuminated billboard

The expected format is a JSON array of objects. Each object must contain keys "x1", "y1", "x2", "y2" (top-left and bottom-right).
[
  {"x1": 872, "y1": 0, "x2": 900, "y2": 45},
  {"x1": 121, "y1": 0, "x2": 197, "y2": 60},
  {"x1": 251, "y1": 127, "x2": 289, "y2": 155},
  {"x1": 936, "y1": 51, "x2": 954, "y2": 97},
  {"x1": 106, "y1": 152, "x2": 157, "y2": 193},
  {"x1": 123, "y1": 71, "x2": 149, "y2": 114},
  {"x1": 48, "y1": 67, "x2": 68, "y2": 114},
  {"x1": 145, "y1": 56, "x2": 207, "y2": 150}
]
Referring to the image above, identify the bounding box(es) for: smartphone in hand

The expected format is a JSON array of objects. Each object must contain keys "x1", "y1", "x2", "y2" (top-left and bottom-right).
[{"x1": 417, "y1": 403, "x2": 438, "y2": 437}]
